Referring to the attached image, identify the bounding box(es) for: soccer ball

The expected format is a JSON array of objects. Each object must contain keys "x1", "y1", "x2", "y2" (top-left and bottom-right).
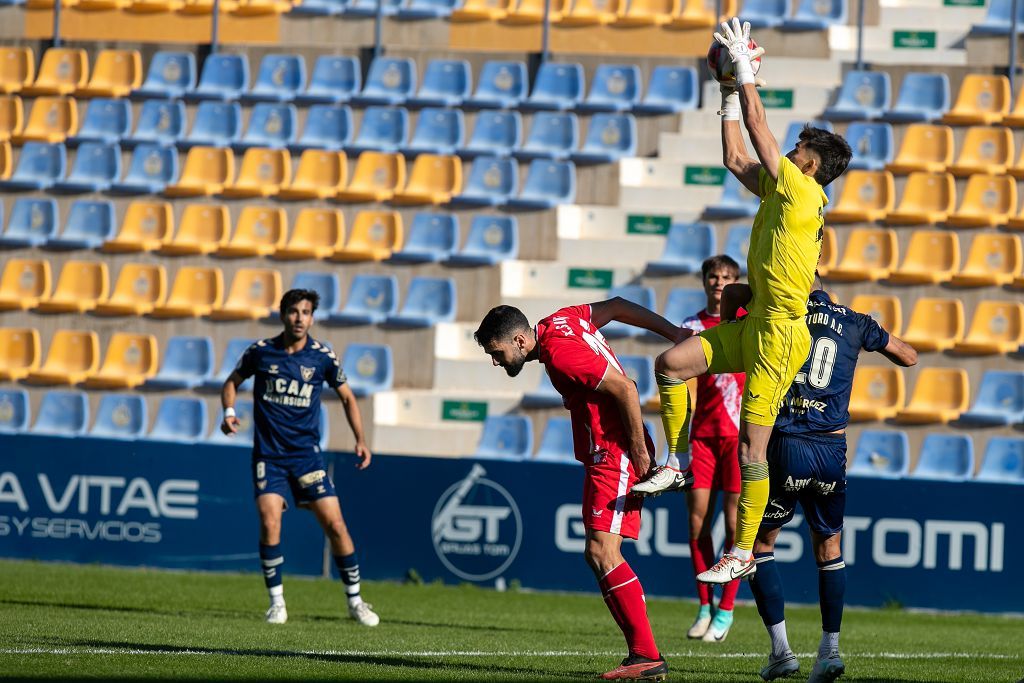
[{"x1": 707, "y1": 40, "x2": 762, "y2": 86}]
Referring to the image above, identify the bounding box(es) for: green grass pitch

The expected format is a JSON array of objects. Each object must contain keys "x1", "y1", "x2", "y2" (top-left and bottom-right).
[{"x1": 1, "y1": 559, "x2": 1022, "y2": 681}]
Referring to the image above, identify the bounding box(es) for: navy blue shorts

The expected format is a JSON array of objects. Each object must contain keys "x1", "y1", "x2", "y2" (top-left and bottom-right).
[
  {"x1": 762, "y1": 431, "x2": 847, "y2": 536},
  {"x1": 252, "y1": 452, "x2": 337, "y2": 508}
]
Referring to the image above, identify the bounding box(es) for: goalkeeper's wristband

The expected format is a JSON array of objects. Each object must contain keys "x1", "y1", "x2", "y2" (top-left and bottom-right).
[
  {"x1": 733, "y1": 57, "x2": 755, "y2": 87},
  {"x1": 224, "y1": 407, "x2": 236, "y2": 419},
  {"x1": 720, "y1": 89, "x2": 740, "y2": 121}
]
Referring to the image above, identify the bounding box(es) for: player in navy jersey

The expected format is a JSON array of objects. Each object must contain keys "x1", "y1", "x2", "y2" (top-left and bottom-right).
[{"x1": 220, "y1": 289, "x2": 379, "y2": 627}]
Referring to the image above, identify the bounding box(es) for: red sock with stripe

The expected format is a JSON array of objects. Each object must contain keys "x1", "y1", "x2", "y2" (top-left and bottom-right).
[
  {"x1": 599, "y1": 563, "x2": 660, "y2": 660},
  {"x1": 689, "y1": 536, "x2": 715, "y2": 606}
]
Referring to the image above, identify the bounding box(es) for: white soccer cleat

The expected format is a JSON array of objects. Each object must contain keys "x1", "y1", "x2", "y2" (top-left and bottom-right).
[
  {"x1": 701, "y1": 609, "x2": 734, "y2": 643},
  {"x1": 697, "y1": 554, "x2": 756, "y2": 584},
  {"x1": 760, "y1": 651, "x2": 800, "y2": 681},
  {"x1": 687, "y1": 606, "x2": 712, "y2": 639},
  {"x1": 630, "y1": 466, "x2": 693, "y2": 497},
  {"x1": 807, "y1": 655, "x2": 844, "y2": 682},
  {"x1": 349, "y1": 601, "x2": 380, "y2": 627},
  {"x1": 265, "y1": 603, "x2": 288, "y2": 624}
]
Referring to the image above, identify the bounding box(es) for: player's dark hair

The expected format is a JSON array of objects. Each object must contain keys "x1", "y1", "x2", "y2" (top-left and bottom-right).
[
  {"x1": 701, "y1": 254, "x2": 741, "y2": 281},
  {"x1": 474, "y1": 305, "x2": 531, "y2": 347},
  {"x1": 799, "y1": 125, "x2": 852, "y2": 188},
  {"x1": 279, "y1": 289, "x2": 320, "y2": 315}
]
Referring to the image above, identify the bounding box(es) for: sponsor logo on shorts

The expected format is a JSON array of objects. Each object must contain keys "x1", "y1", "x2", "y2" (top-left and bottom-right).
[
  {"x1": 297, "y1": 470, "x2": 326, "y2": 487},
  {"x1": 784, "y1": 475, "x2": 838, "y2": 494},
  {"x1": 763, "y1": 500, "x2": 789, "y2": 520}
]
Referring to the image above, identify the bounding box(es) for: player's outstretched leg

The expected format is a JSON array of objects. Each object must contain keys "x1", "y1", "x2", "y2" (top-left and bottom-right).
[
  {"x1": 749, "y1": 552, "x2": 800, "y2": 681},
  {"x1": 260, "y1": 542, "x2": 287, "y2": 624}
]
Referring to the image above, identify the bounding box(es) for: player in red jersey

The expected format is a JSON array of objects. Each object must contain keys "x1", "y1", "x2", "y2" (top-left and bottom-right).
[{"x1": 476, "y1": 298, "x2": 681, "y2": 681}]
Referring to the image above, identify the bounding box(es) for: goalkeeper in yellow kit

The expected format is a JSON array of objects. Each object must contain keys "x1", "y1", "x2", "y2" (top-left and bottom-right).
[{"x1": 632, "y1": 18, "x2": 852, "y2": 583}]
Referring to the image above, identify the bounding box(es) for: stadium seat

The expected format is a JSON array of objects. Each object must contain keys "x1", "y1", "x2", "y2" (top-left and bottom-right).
[
  {"x1": 646, "y1": 222, "x2": 716, "y2": 275},
  {"x1": 949, "y1": 126, "x2": 1014, "y2": 177},
  {"x1": 951, "y1": 234, "x2": 1022, "y2": 287},
  {"x1": 506, "y1": 159, "x2": 576, "y2": 210},
  {"x1": 0, "y1": 388, "x2": 30, "y2": 433},
  {"x1": 522, "y1": 371, "x2": 563, "y2": 408},
  {"x1": 160, "y1": 204, "x2": 228, "y2": 255},
  {"x1": 83, "y1": 333, "x2": 158, "y2": 389},
  {"x1": 234, "y1": 103, "x2": 297, "y2": 151},
  {"x1": 287, "y1": 271, "x2": 341, "y2": 320},
  {"x1": 102, "y1": 200, "x2": 172, "y2": 252},
  {"x1": 704, "y1": 174, "x2": 761, "y2": 219},
  {"x1": 972, "y1": 0, "x2": 1024, "y2": 34},
  {"x1": 408, "y1": 60, "x2": 472, "y2": 108},
  {"x1": 244, "y1": 54, "x2": 305, "y2": 103},
  {"x1": 164, "y1": 146, "x2": 234, "y2": 197},
  {"x1": 901, "y1": 298, "x2": 964, "y2": 352},
  {"x1": 150, "y1": 266, "x2": 224, "y2": 318},
  {"x1": 451, "y1": 155, "x2": 517, "y2": 207},
  {"x1": 633, "y1": 65, "x2": 698, "y2": 115},
  {"x1": 221, "y1": 148, "x2": 291, "y2": 198},
  {"x1": 69, "y1": 98, "x2": 131, "y2": 146},
  {"x1": 884, "y1": 172, "x2": 955, "y2": 225},
  {"x1": 1003, "y1": 84, "x2": 1024, "y2": 127},
  {"x1": 342, "y1": 0, "x2": 400, "y2": 16},
  {"x1": 233, "y1": 0, "x2": 291, "y2": 14},
  {"x1": 397, "y1": 0, "x2": 457, "y2": 18},
  {"x1": 0, "y1": 259, "x2": 50, "y2": 311},
  {"x1": 332, "y1": 210, "x2": 403, "y2": 261},
  {"x1": 848, "y1": 429, "x2": 909, "y2": 478},
  {"x1": 958, "y1": 370, "x2": 1024, "y2": 425},
  {"x1": 13, "y1": 96, "x2": 77, "y2": 144},
  {"x1": 78, "y1": 49, "x2": 141, "y2": 98},
  {"x1": 0, "y1": 94, "x2": 23, "y2": 142},
  {"x1": 822, "y1": 70, "x2": 891, "y2": 121},
  {"x1": 384, "y1": 276, "x2": 457, "y2": 327},
  {"x1": 342, "y1": 343, "x2": 394, "y2": 396},
  {"x1": 0, "y1": 328, "x2": 41, "y2": 381},
  {"x1": 517, "y1": 110, "x2": 580, "y2": 161},
  {"x1": 134, "y1": 51, "x2": 196, "y2": 100},
  {"x1": 294, "y1": 56, "x2": 360, "y2": 106},
  {"x1": 279, "y1": 150, "x2": 346, "y2": 201},
  {"x1": 200, "y1": 338, "x2": 255, "y2": 391},
  {"x1": 781, "y1": 0, "x2": 846, "y2": 29},
  {"x1": 0, "y1": 139, "x2": 9, "y2": 178},
  {"x1": 348, "y1": 106, "x2": 409, "y2": 155},
  {"x1": 825, "y1": 170, "x2": 894, "y2": 222},
  {"x1": 46, "y1": 199, "x2": 115, "y2": 250},
  {"x1": 849, "y1": 294, "x2": 901, "y2": 335},
  {"x1": 912, "y1": 434, "x2": 974, "y2": 481},
  {"x1": 976, "y1": 437, "x2": 1024, "y2": 483},
  {"x1": 0, "y1": 47, "x2": 35, "y2": 95},
  {"x1": 32, "y1": 390, "x2": 89, "y2": 436},
  {"x1": 210, "y1": 268, "x2": 282, "y2": 320},
  {"x1": 218, "y1": 206, "x2": 286, "y2": 257},
  {"x1": 818, "y1": 226, "x2": 836, "y2": 277},
  {"x1": 448, "y1": 215, "x2": 518, "y2": 266},
  {"x1": 328, "y1": 274, "x2": 399, "y2": 325},
  {"x1": 24, "y1": 329, "x2": 100, "y2": 386},
  {"x1": 722, "y1": 224, "x2": 752, "y2": 274},
  {"x1": 613, "y1": 0, "x2": 671, "y2": 25},
  {"x1": 578, "y1": 64, "x2": 641, "y2": 113},
  {"x1": 89, "y1": 394, "x2": 147, "y2": 440},
  {"x1": 895, "y1": 367, "x2": 969, "y2": 424},
  {"x1": 885, "y1": 124, "x2": 953, "y2": 174},
  {"x1": 335, "y1": 151, "x2": 406, "y2": 202},
  {"x1": 94, "y1": 263, "x2": 167, "y2": 316},
  {"x1": 451, "y1": 0, "x2": 509, "y2": 20},
  {"x1": 351, "y1": 57, "x2": 416, "y2": 106},
  {"x1": 389, "y1": 212, "x2": 458, "y2": 263},
  {"x1": 0, "y1": 197, "x2": 58, "y2": 247},
  {"x1": 619, "y1": 355, "x2": 656, "y2": 404},
  {"x1": 942, "y1": 74, "x2": 1010, "y2": 125},
  {"x1": 736, "y1": 0, "x2": 786, "y2": 26},
  {"x1": 289, "y1": 104, "x2": 352, "y2": 153},
  {"x1": 570, "y1": 112, "x2": 637, "y2": 164},
  {"x1": 36, "y1": 260, "x2": 109, "y2": 314},
  {"x1": 848, "y1": 365, "x2": 904, "y2": 422},
  {"x1": 667, "y1": 0, "x2": 728, "y2": 29},
  {"x1": 522, "y1": 63, "x2": 584, "y2": 111},
  {"x1": 125, "y1": 100, "x2": 185, "y2": 148},
  {"x1": 660, "y1": 287, "x2": 706, "y2": 327},
  {"x1": 391, "y1": 153, "x2": 462, "y2": 205},
  {"x1": 23, "y1": 48, "x2": 87, "y2": 96},
  {"x1": 503, "y1": 0, "x2": 564, "y2": 23},
  {"x1": 109, "y1": 143, "x2": 178, "y2": 195},
  {"x1": 844, "y1": 122, "x2": 895, "y2": 171},
  {"x1": 601, "y1": 285, "x2": 656, "y2": 338},
  {"x1": 149, "y1": 396, "x2": 208, "y2": 443},
  {"x1": 946, "y1": 174, "x2": 1016, "y2": 228},
  {"x1": 188, "y1": 53, "x2": 250, "y2": 101},
  {"x1": 274, "y1": 207, "x2": 345, "y2": 260},
  {"x1": 401, "y1": 108, "x2": 464, "y2": 157},
  {"x1": 464, "y1": 60, "x2": 528, "y2": 109},
  {"x1": 51, "y1": 141, "x2": 121, "y2": 193},
  {"x1": 182, "y1": 101, "x2": 242, "y2": 149},
  {"x1": 881, "y1": 73, "x2": 950, "y2": 123},
  {"x1": 953, "y1": 302, "x2": 1024, "y2": 355},
  {"x1": 534, "y1": 417, "x2": 576, "y2": 462},
  {"x1": 886, "y1": 230, "x2": 960, "y2": 285},
  {"x1": 474, "y1": 415, "x2": 533, "y2": 460},
  {"x1": 827, "y1": 227, "x2": 898, "y2": 282},
  {"x1": 558, "y1": 0, "x2": 617, "y2": 25}
]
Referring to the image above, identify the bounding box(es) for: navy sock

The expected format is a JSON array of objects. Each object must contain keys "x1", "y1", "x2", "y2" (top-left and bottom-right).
[
  {"x1": 817, "y1": 556, "x2": 846, "y2": 633},
  {"x1": 259, "y1": 542, "x2": 284, "y2": 604},
  {"x1": 334, "y1": 553, "x2": 362, "y2": 605},
  {"x1": 749, "y1": 552, "x2": 785, "y2": 627}
]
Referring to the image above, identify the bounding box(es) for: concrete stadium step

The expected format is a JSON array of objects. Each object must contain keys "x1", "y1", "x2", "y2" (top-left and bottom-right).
[
  {"x1": 371, "y1": 422, "x2": 483, "y2": 457},
  {"x1": 501, "y1": 260, "x2": 639, "y2": 297},
  {"x1": 558, "y1": 237, "x2": 663, "y2": 267},
  {"x1": 829, "y1": 26, "x2": 967, "y2": 65},
  {"x1": 676, "y1": 109, "x2": 818, "y2": 136},
  {"x1": 754, "y1": 57, "x2": 843, "y2": 88},
  {"x1": 700, "y1": 81, "x2": 834, "y2": 115},
  {"x1": 877, "y1": 5, "x2": 987, "y2": 29}
]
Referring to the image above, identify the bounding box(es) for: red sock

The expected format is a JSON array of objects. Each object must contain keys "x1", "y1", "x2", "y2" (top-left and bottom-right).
[
  {"x1": 599, "y1": 563, "x2": 660, "y2": 660},
  {"x1": 690, "y1": 536, "x2": 715, "y2": 606},
  {"x1": 719, "y1": 533, "x2": 739, "y2": 611}
]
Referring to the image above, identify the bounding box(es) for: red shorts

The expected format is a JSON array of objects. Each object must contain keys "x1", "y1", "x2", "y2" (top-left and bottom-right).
[
  {"x1": 690, "y1": 436, "x2": 741, "y2": 493},
  {"x1": 582, "y1": 450, "x2": 644, "y2": 540}
]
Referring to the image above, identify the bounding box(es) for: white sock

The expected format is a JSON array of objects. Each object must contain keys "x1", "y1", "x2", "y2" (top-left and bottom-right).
[
  {"x1": 818, "y1": 631, "x2": 840, "y2": 659},
  {"x1": 729, "y1": 546, "x2": 753, "y2": 562},
  {"x1": 768, "y1": 621, "x2": 791, "y2": 659},
  {"x1": 346, "y1": 590, "x2": 363, "y2": 608},
  {"x1": 269, "y1": 585, "x2": 285, "y2": 607},
  {"x1": 667, "y1": 451, "x2": 690, "y2": 469}
]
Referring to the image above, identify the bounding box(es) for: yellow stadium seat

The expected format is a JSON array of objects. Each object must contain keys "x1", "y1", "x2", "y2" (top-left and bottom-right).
[
  {"x1": 1008, "y1": 197, "x2": 1024, "y2": 230},
  {"x1": 1008, "y1": 142, "x2": 1024, "y2": 179},
  {"x1": 614, "y1": 0, "x2": 673, "y2": 25},
  {"x1": 885, "y1": 124, "x2": 953, "y2": 174},
  {"x1": 849, "y1": 294, "x2": 902, "y2": 336},
  {"x1": 103, "y1": 201, "x2": 173, "y2": 253},
  {"x1": 667, "y1": 0, "x2": 730, "y2": 28},
  {"x1": 278, "y1": 150, "x2": 346, "y2": 201},
  {"x1": 894, "y1": 368, "x2": 969, "y2": 424},
  {"x1": 502, "y1": 0, "x2": 563, "y2": 22},
  {"x1": 825, "y1": 170, "x2": 894, "y2": 223},
  {"x1": 332, "y1": 211, "x2": 403, "y2": 262},
  {"x1": 179, "y1": 0, "x2": 238, "y2": 12},
  {"x1": 210, "y1": 268, "x2": 283, "y2": 320},
  {"x1": 0, "y1": 47, "x2": 35, "y2": 95},
  {"x1": 274, "y1": 208, "x2": 345, "y2": 260},
  {"x1": 817, "y1": 226, "x2": 836, "y2": 277},
  {"x1": 164, "y1": 146, "x2": 234, "y2": 197},
  {"x1": 126, "y1": 0, "x2": 184, "y2": 10},
  {"x1": 78, "y1": 0, "x2": 131, "y2": 10},
  {"x1": 150, "y1": 267, "x2": 224, "y2": 318},
  {"x1": 12, "y1": 96, "x2": 78, "y2": 144},
  {"x1": 160, "y1": 204, "x2": 229, "y2": 256},
  {"x1": 945, "y1": 174, "x2": 1016, "y2": 228},
  {"x1": 886, "y1": 230, "x2": 960, "y2": 285},
  {"x1": 826, "y1": 227, "x2": 899, "y2": 282},
  {"x1": 94, "y1": 263, "x2": 168, "y2": 316},
  {"x1": 451, "y1": 0, "x2": 510, "y2": 21},
  {"x1": 335, "y1": 151, "x2": 406, "y2": 203},
  {"x1": 1003, "y1": 85, "x2": 1024, "y2": 127},
  {"x1": 23, "y1": 48, "x2": 88, "y2": 97},
  {"x1": 35, "y1": 260, "x2": 109, "y2": 314},
  {"x1": 217, "y1": 206, "x2": 286, "y2": 257},
  {"x1": 0, "y1": 328, "x2": 41, "y2": 381},
  {"x1": 558, "y1": 0, "x2": 618, "y2": 25},
  {"x1": 391, "y1": 154, "x2": 462, "y2": 206},
  {"x1": 950, "y1": 233, "x2": 1023, "y2": 287},
  {"x1": 901, "y1": 298, "x2": 964, "y2": 352},
  {"x1": 83, "y1": 333, "x2": 158, "y2": 389},
  {"x1": 948, "y1": 126, "x2": 1014, "y2": 177},
  {"x1": 848, "y1": 366, "x2": 904, "y2": 422},
  {"x1": 0, "y1": 141, "x2": 8, "y2": 180},
  {"x1": 24, "y1": 329, "x2": 100, "y2": 386},
  {"x1": 232, "y1": 0, "x2": 290, "y2": 14},
  {"x1": 884, "y1": 172, "x2": 955, "y2": 226},
  {"x1": 77, "y1": 50, "x2": 142, "y2": 98},
  {"x1": 221, "y1": 148, "x2": 291, "y2": 199},
  {"x1": 25, "y1": 0, "x2": 79, "y2": 7},
  {"x1": 0, "y1": 258, "x2": 51, "y2": 311},
  {"x1": 942, "y1": 74, "x2": 1010, "y2": 125},
  {"x1": 0, "y1": 95, "x2": 24, "y2": 143},
  {"x1": 951, "y1": 301, "x2": 1024, "y2": 355}
]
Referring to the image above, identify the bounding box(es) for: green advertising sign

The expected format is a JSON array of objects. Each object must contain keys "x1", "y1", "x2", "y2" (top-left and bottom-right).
[
  {"x1": 893, "y1": 30, "x2": 937, "y2": 49},
  {"x1": 683, "y1": 166, "x2": 727, "y2": 186},
  {"x1": 441, "y1": 400, "x2": 488, "y2": 422},
  {"x1": 567, "y1": 268, "x2": 614, "y2": 289},
  {"x1": 626, "y1": 214, "x2": 672, "y2": 235},
  {"x1": 759, "y1": 89, "x2": 794, "y2": 109}
]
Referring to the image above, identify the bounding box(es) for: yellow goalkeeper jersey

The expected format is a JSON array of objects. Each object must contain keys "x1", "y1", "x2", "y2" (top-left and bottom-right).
[{"x1": 748, "y1": 155, "x2": 829, "y2": 320}]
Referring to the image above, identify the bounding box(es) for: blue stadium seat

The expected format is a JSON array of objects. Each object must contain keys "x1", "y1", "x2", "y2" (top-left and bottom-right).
[
  {"x1": 958, "y1": 371, "x2": 1024, "y2": 426},
  {"x1": 290, "y1": 0, "x2": 349, "y2": 14},
  {"x1": 181, "y1": 101, "x2": 242, "y2": 149},
  {"x1": 126, "y1": 99, "x2": 186, "y2": 148},
  {"x1": 976, "y1": 437, "x2": 1024, "y2": 483},
  {"x1": 822, "y1": 70, "x2": 891, "y2": 121},
  {"x1": 505, "y1": 158, "x2": 575, "y2": 210},
  {"x1": 522, "y1": 62, "x2": 585, "y2": 111},
  {"x1": 350, "y1": 57, "x2": 416, "y2": 106},
  {"x1": 344, "y1": 0, "x2": 401, "y2": 15},
  {"x1": 188, "y1": 53, "x2": 250, "y2": 101},
  {"x1": 328, "y1": 274, "x2": 399, "y2": 325},
  {"x1": 739, "y1": 0, "x2": 787, "y2": 26},
  {"x1": 289, "y1": 104, "x2": 353, "y2": 153},
  {"x1": 233, "y1": 102, "x2": 298, "y2": 151},
  {"x1": 408, "y1": 59, "x2": 472, "y2": 108},
  {"x1": 522, "y1": 371, "x2": 562, "y2": 408},
  {"x1": 46, "y1": 199, "x2": 115, "y2": 250},
  {"x1": 723, "y1": 224, "x2": 752, "y2": 274},
  {"x1": 448, "y1": 215, "x2": 518, "y2": 266},
  {"x1": 243, "y1": 53, "x2": 306, "y2": 103},
  {"x1": 384, "y1": 276, "x2": 457, "y2": 328},
  {"x1": 89, "y1": 393, "x2": 148, "y2": 441},
  {"x1": 845, "y1": 122, "x2": 895, "y2": 171},
  {"x1": 348, "y1": 106, "x2": 410, "y2": 154},
  {"x1": 0, "y1": 389, "x2": 30, "y2": 433},
  {"x1": 108, "y1": 143, "x2": 178, "y2": 195},
  {"x1": 51, "y1": 142, "x2": 121, "y2": 194},
  {"x1": 475, "y1": 415, "x2": 533, "y2": 460},
  {"x1": 460, "y1": 110, "x2": 522, "y2": 158},
  {"x1": 134, "y1": 51, "x2": 197, "y2": 100},
  {"x1": 295, "y1": 55, "x2": 361, "y2": 105},
  {"x1": 68, "y1": 98, "x2": 131, "y2": 146},
  {"x1": 341, "y1": 343, "x2": 394, "y2": 397},
  {"x1": 33, "y1": 390, "x2": 89, "y2": 437},
  {"x1": 571, "y1": 113, "x2": 637, "y2": 164},
  {"x1": 389, "y1": 212, "x2": 459, "y2": 263},
  {"x1": 881, "y1": 73, "x2": 950, "y2": 123},
  {"x1": 465, "y1": 60, "x2": 528, "y2": 109},
  {"x1": 400, "y1": 107, "x2": 465, "y2": 156},
  {"x1": 781, "y1": 0, "x2": 847, "y2": 29},
  {"x1": 619, "y1": 355, "x2": 655, "y2": 404},
  {"x1": 848, "y1": 429, "x2": 910, "y2": 478},
  {"x1": 703, "y1": 173, "x2": 761, "y2": 219},
  {"x1": 289, "y1": 271, "x2": 342, "y2": 321},
  {"x1": 912, "y1": 434, "x2": 974, "y2": 481},
  {"x1": 451, "y1": 155, "x2": 518, "y2": 207},
  {"x1": 578, "y1": 64, "x2": 642, "y2": 113},
  {"x1": 782, "y1": 120, "x2": 833, "y2": 153},
  {"x1": 0, "y1": 142, "x2": 66, "y2": 192},
  {"x1": 200, "y1": 338, "x2": 255, "y2": 392},
  {"x1": 0, "y1": 197, "x2": 58, "y2": 248},
  {"x1": 535, "y1": 417, "x2": 577, "y2": 463},
  {"x1": 972, "y1": 0, "x2": 1024, "y2": 34},
  {"x1": 633, "y1": 66, "x2": 698, "y2": 115},
  {"x1": 660, "y1": 287, "x2": 706, "y2": 325},
  {"x1": 145, "y1": 336, "x2": 215, "y2": 390},
  {"x1": 646, "y1": 222, "x2": 716, "y2": 276},
  {"x1": 149, "y1": 396, "x2": 209, "y2": 443},
  {"x1": 601, "y1": 285, "x2": 657, "y2": 338},
  {"x1": 515, "y1": 111, "x2": 579, "y2": 161},
  {"x1": 206, "y1": 399, "x2": 252, "y2": 446},
  {"x1": 398, "y1": 0, "x2": 458, "y2": 19}
]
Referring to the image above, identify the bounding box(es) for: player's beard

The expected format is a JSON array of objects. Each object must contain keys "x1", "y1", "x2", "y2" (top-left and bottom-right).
[{"x1": 504, "y1": 348, "x2": 527, "y2": 377}]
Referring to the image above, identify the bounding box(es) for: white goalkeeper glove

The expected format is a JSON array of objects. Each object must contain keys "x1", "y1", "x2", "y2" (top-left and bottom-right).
[{"x1": 713, "y1": 17, "x2": 766, "y2": 88}]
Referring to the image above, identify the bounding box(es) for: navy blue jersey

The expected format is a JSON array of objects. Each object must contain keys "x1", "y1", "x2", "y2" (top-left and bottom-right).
[
  {"x1": 774, "y1": 290, "x2": 889, "y2": 435},
  {"x1": 234, "y1": 335, "x2": 346, "y2": 457}
]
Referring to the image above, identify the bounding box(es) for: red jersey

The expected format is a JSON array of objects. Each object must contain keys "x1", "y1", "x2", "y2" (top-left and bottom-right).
[
  {"x1": 536, "y1": 305, "x2": 654, "y2": 464},
  {"x1": 680, "y1": 310, "x2": 745, "y2": 440}
]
